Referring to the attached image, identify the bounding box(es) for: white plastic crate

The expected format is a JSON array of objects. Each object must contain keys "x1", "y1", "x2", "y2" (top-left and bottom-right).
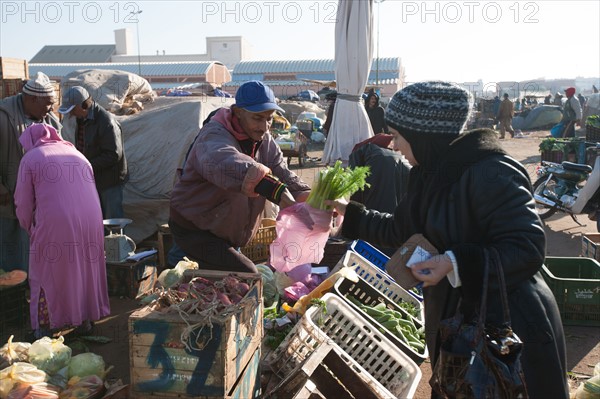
[
  {"x1": 334, "y1": 275, "x2": 428, "y2": 365},
  {"x1": 331, "y1": 251, "x2": 425, "y2": 323},
  {"x1": 266, "y1": 315, "x2": 394, "y2": 399},
  {"x1": 307, "y1": 293, "x2": 421, "y2": 398}
]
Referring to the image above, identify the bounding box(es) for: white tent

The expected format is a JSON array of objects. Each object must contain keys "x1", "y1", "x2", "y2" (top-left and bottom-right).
[{"x1": 322, "y1": 0, "x2": 374, "y2": 165}]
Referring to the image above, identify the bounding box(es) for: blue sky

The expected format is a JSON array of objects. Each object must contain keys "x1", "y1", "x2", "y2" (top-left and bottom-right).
[{"x1": 1, "y1": 0, "x2": 599, "y2": 84}]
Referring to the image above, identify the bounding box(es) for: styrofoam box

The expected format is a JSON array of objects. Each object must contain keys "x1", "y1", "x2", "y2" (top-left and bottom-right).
[{"x1": 331, "y1": 250, "x2": 425, "y2": 323}]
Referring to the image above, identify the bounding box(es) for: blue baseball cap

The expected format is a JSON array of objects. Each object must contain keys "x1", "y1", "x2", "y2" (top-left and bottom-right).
[{"x1": 235, "y1": 81, "x2": 284, "y2": 113}]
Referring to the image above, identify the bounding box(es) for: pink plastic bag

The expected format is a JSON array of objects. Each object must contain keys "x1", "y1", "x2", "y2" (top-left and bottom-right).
[{"x1": 269, "y1": 203, "x2": 333, "y2": 273}]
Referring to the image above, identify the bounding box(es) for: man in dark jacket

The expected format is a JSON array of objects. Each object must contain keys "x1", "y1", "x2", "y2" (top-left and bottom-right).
[{"x1": 59, "y1": 86, "x2": 128, "y2": 219}]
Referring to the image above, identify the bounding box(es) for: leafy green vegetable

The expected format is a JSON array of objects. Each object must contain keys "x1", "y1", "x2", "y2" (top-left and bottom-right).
[
  {"x1": 587, "y1": 115, "x2": 600, "y2": 129},
  {"x1": 305, "y1": 161, "x2": 370, "y2": 210}
]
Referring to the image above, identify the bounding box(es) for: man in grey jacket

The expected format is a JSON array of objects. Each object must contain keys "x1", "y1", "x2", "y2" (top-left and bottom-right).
[
  {"x1": 59, "y1": 86, "x2": 128, "y2": 219},
  {"x1": 0, "y1": 72, "x2": 61, "y2": 271},
  {"x1": 169, "y1": 81, "x2": 310, "y2": 273}
]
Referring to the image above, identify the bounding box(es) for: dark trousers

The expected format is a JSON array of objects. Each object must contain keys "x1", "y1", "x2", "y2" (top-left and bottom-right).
[
  {"x1": 562, "y1": 121, "x2": 576, "y2": 138},
  {"x1": 168, "y1": 219, "x2": 257, "y2": 273}
]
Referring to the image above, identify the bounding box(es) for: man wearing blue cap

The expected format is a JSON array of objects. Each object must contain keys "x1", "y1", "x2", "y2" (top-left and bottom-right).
[
  {"x1": 59, "y1": 86, "x2": 128, "y2": 220},
  {"x1": 169, "y1": 81, "x2": 311, "y2": 273}
]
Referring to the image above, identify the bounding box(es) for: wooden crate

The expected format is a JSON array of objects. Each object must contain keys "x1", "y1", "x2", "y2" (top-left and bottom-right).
[
  {"x1": 106, "y1": 254, "x2": 158, "y2": 298},
  {"x1": 129, "y1": 346, "x2": 261, "y2": 399},
  {"x1": 129, "y1": 270, "x2": 263, "y2": 398},
  {"x1": 0, "y1": 57, "x2": 29, "y2": 79},
  {"x1": 0, "y1": 78, "x2": 25, "y2": 99},
  {"x1": 157, "y1": 223, "x2": 173, "y2": 270}
]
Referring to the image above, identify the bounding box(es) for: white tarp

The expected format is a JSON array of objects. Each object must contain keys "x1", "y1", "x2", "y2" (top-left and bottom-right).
[
  {"x1": 322, "y1": 0, "x2": 374, "y2": 165},
  {"x1": 61, "y1": 69, "x2": 156, "y2": 115},
  {"x1": 62, "y1": 96, "x2": 234, "y2": 242}
]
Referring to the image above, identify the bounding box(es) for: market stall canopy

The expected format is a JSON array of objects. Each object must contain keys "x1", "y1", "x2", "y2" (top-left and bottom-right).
[{"x1": 322, "y1": 0, "x2": 374, "y2": 165}]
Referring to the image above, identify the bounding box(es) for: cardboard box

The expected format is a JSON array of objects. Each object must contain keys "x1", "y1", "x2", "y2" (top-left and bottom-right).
[
  {"x1": 0, "y1": 57, "x2": 29, "y2": 79},
  {"x1": 129, "y1": 270, "x2": 263, "y2": 397}
]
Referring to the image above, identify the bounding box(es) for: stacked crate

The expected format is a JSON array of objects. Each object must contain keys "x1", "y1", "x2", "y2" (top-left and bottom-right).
[
  {"x1": 129, "y1": 270, "x2": 263, "y2": 398},
  {"x1": 266, "y1": 244, "x2": 426, "y2": 398},
  {"x1": 0, "y1": 57, "x2": 28, "y2": 100},
  {"x1": 0, "y1": 57, "x2": 29, "y2": 80}
]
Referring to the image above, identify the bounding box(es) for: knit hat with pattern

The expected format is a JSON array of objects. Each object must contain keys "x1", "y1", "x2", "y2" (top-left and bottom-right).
[
  {"x1": 22, "y1": 72, "x2": 56, "y2": 97},
  {"x1": 385, "y1": 81, "x2": 473, "y2": 136}
]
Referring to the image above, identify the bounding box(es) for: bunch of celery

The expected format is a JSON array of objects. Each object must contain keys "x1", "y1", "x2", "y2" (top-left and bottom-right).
[{"x1": 305, "y1": 161, "x2": 370, "y2": 210}]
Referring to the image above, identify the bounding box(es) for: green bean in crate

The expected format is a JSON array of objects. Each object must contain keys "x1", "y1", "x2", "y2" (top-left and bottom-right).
[
  {"x1": 330, "y1": 250, "x2": 425, "y2": 323},
  {"x1": 334, "y1": 275, "x2": 428, "y2": 365}
]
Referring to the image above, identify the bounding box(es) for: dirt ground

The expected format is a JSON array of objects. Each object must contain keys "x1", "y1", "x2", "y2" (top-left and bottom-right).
[{"x1": 2, "y1": 129, "x2": 599, "y2": 398}]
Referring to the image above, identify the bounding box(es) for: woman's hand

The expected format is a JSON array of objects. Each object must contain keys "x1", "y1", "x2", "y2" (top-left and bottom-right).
[
  {"x1": 410, "y1": 254, "x2": 453, "y2": 287},
  {"x1": 324, "y1": 198, "x2": 348, "y2": 215}
]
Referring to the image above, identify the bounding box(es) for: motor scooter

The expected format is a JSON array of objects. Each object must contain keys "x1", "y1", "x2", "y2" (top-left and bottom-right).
[{"x1": 533, "y1": 145, "x2": 600, "y2": 231}]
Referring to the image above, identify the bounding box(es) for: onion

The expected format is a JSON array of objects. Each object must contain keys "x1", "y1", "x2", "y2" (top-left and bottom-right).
[
  {"x1": 236, "y1": 282, "x2": 250, "y2": 296},
  {"x1": 216, "y1": 292, "x2": 232, "y2": 306}
]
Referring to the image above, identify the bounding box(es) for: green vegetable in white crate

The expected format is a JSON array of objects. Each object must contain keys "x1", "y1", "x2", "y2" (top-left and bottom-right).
[
  {"x1": 305, "y1": 161, "x2": 370, "y2": 210},
  {"x1": 346, "y1": 296, "x2": 426, "y2": 354}
]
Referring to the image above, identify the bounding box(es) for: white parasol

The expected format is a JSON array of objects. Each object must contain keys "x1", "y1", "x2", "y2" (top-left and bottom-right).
[{"x1": 322, "y1": 0, "x2": 374, "y2": 165}]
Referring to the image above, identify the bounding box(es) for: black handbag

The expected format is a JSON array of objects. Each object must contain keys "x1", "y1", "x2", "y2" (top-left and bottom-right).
[{"x1": 430, "y1": 248, "x2": 528, "y2": 398}]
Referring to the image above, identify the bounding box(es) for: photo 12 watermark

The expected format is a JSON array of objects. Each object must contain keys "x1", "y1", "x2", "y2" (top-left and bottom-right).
[
  {"x1": 399, "y1": 1, "x2": 540, "y2": 24},
  {"x1": 1, "y1": 1, "x2": 143, "y2": 23}
]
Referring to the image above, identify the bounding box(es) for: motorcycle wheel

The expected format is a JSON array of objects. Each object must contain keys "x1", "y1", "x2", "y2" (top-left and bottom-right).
[{"x1": 532, "y1": 176, "x2": 559, "y2": 219}]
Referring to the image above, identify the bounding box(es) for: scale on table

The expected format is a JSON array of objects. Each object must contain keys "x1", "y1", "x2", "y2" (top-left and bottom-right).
[{"x1": 103, "y1": 218, "x2": 136, "y2": 263}]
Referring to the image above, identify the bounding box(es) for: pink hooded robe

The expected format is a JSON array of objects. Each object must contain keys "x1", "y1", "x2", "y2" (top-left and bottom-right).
[{"x1": 14, "y1": 123, "x2": 110, "y2": 330}]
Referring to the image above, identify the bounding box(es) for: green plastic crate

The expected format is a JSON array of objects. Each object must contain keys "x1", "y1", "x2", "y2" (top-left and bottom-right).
[{"x1": 542, "y1": 257, "x2": 600, "y2": 326}]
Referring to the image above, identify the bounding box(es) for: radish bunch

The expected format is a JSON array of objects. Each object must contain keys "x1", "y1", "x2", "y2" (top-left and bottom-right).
[{"x1": 150, "y1": 274, "x2": 255, "y2": 314}]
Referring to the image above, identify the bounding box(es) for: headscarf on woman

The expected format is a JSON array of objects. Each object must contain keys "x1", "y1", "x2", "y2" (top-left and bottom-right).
[{"x1": 18, "y1": 123, "x2": 72, "y2": 152}]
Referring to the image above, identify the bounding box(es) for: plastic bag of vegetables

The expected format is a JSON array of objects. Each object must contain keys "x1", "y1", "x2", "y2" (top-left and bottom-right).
[
  {"x1": 270, "y1": 161, "x2": 369, "y2": 273},
  {"x1": 67, "y1": 353, "x2": 107, "y2": 379},
  {"x1": 0, "y1": 362, "x2": 47, "y2": 398},
  {"x1": 59, "y1": 375, "x2": 104, "y2": 399},
  {"x1": 28, "y1": 336, "x2": 72, "y2": 376},
  {"x1": 7, "y1": 382, "x2": 60, "y2": 399},
  {"x1": 0, "y1": 335, "x2": 30, "y2": 370},
  {"x1": 157, "y1": 257, "x2": 199, "y2": 288}
]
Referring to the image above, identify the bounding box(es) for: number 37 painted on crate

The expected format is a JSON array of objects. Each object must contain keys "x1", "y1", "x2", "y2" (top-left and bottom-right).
[{"x1": 128, "y1": 284, "x2": 262, "y2": 398}]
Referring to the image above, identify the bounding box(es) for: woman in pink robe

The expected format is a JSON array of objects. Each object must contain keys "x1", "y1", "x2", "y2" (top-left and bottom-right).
[{"x1": 14, "y1": 123, "x2": 110, "y2": 337}]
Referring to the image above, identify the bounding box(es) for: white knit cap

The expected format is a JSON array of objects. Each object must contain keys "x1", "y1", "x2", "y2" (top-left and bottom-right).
[{"x1": 22, "y1": 72, "x2": 56, "y2": 97}]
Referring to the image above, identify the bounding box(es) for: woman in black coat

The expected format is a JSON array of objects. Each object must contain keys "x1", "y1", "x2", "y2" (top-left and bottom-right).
[{"x1": 328, "y1": 81, "x2": 568, "y2": 398}]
